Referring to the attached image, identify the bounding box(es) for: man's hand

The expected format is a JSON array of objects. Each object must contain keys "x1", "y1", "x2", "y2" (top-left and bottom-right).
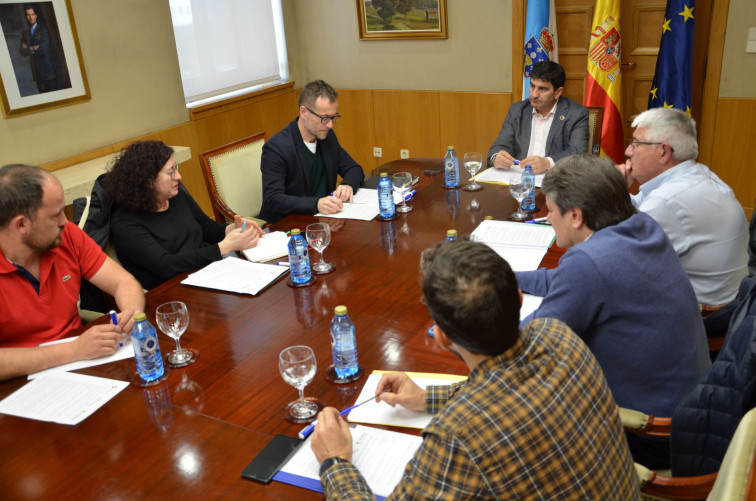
[
  {"x1": 116, "y1": 308, "x2": 138, "y2": 337},
  {"x1": 493, "y1": 151, "x2": 518, "y2": 170},
  {"x1": 332, "y1": 185, "x2": 354, "y2": 203},
  {"x1": 317, "y1": 196, "x2": 344, "y2": 214},
  {"x1": 311, "y1": 407, "x2": 353, "y2": 463},
  {"x1": 616, "y1": 159, "x2": 634, "y2": 188},
  {"x1": 376, "y1": 372, "x2": 426, "y2": 412},
  {"x1": 520, "y1": 155, "x2": 551, "y2": 174},
  {"x1": 71, "y1": 324, "x2": 122, "y2": 360}
]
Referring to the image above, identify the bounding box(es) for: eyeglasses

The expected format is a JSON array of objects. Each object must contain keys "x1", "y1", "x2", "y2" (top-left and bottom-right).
[
  {"x1": 163, "y1": 163, "x2": 179, "y2": 179},
  {"x1": 305, "y1": 106, "x2": 340, "y2": 124},
  {"x1": 630, "y1": 141, "x2": 675, "y2": 153}
]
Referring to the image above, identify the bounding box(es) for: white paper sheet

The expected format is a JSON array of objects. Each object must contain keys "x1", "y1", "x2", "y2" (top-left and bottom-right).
[
  {"x1": 279, "y1": 425, "x2": 422, "y2": 498},
  {"x1": 520, "y1": 293, "x2": 543, "y2": 320},
  {"x1": 314, "y1": 203, "x2": 380, "y2": 221},
  {"x1": 29, "y1": 336, "x2": 135, "y2": 380},
  {"x1": 181, "y1": 257, "x2": 288, "y2": 295},
  {"x1": 241, "y1": 231, "x2": 290, "y2": 262},
  {"x1": 0, "y1": 372, "x2": 128, "y2": 425},
  {"x1": 352, "y1": 188, "x2": 413, "y2": 206},
  {"x1": 475, "y1": 165, "x2": 546, "y2": 187},
  {"x1": 347, "y1": 372, "x2": 467, "y2": 429},
  {"x1": 471, "y1": 219, "x2": 555, "y2": 248}
]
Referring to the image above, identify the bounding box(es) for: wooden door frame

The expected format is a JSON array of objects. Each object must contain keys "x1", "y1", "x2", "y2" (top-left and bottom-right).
[{"x1": 510, "y1": 0, "x2": 728, "y2": 163}]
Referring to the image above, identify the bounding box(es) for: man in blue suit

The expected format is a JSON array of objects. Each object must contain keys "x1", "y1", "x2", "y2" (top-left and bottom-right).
[
  {"x1": 487, "y1": 61, "x2": 588, "y2": 174},
  {"x1": 259, "y1": 80, "x2": 364, "y2": 223},
  {"x1": 19, "y1": 4, "x2": 58, "y2": 94}
]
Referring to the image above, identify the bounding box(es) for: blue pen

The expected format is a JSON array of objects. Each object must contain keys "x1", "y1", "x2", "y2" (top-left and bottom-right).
[
  {"x1": 109, "y1": 310, "x2": 122, "y2": 347},
  {"x1": 405, "y1": 189, "x2": 417, "y2": 201},
  {"x1": 275, "y1": 261, "x2": 290, "y2": 266},
  {"x1": 298, "y1": 392, "x2": 383, "y2": 440},
  {"x1": 513, "y1": 160, "x2": 520, "y2": 165},
  {"x1": 241, "y1": 221, "x2": 247, "y2": 233}
]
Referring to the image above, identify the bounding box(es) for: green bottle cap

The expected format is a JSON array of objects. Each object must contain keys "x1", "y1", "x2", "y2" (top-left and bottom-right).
[
  {"x1": 447, "y1": 229, "x2": 457, "y2": 237},
  {"x1": 380, "y1": 172, "x2": 388, "y2": 177},
  {"x1": 334, "y1": 305, "x2": 347, "y2": 315},
  {"x1": 134, "y1": 312, "x2": 147, "y2": 322},
  {"x1": 290, "y1": 228, "x2": 301, "y2": 235}
]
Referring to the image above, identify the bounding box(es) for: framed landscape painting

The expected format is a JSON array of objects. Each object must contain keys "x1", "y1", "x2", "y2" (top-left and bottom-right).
[
  {"x1": 357, "y1": 0, "x2": 447, "y2": 40},
  {"x1": 0, "y1": 0, "x2": 90, "y2": 117}
]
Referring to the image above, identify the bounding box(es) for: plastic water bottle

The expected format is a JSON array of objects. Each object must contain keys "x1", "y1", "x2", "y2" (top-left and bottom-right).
[
  {"x1": 287, "y1": 229, "x2": 311, "y2": 284},
  {"x1": 377, "y1": 172, "x2": 395, "y2": 218},
  {"x1": 522, "y1": 165, "x2": 536, "y2": 212},
  {"x1": 446, "y1": 229, "x2": 458, "y2": 242},
  {"x1": 444, "y1": 146, "x2": 459, "y2": 188},
  {"x1": 330, "y1": 305, "x2": 359, "y2": 380},
  {"x1": 131, "y1": 313, "x2": 165, "y2": 383}
]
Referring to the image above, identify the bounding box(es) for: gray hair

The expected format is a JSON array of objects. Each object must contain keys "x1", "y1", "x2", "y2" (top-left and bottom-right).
[
  {"x1": 631, "y1": 108, "x2": 698, "y2": 161},
  {"x1": 298, "y1": 80, "x2": 338, "y2": 108}
]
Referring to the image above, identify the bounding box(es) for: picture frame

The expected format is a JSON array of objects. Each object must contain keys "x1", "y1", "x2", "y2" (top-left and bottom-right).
[
  {"x1": 0, "y1": 0, "x2": 89, "y2": 117},
  {"x1": 356, "y1": 0, "x2": 447, "y2": 40}
]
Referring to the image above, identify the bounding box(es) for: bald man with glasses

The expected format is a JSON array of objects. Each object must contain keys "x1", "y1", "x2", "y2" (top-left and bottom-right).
[
  {"x1": 619, "y1": 108, "x2": 748, "y2": 308},
  {"x1": 259, "y1": 80, "x2": 364, "y2": 223}
]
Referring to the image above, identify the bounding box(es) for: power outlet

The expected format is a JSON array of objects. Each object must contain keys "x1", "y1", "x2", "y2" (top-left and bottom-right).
[
  {"x1": 373, "y1": 147, "x2": 383, "y2": 158},
  {"x1": 400, "y1": 149, "x2": 410, "y2": 159}
]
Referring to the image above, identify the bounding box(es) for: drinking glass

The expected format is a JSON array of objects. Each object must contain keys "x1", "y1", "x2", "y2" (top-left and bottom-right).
[
  {"x1": 462, "y1": 152, "x2": 483, "y2": 191},
  {"x1": 156, "y1": 301, "x2": 198, "y2": 368},
  {"x1": 306, "y1": 223, "x2": 334, "y2": 274},
  {"x1": 508, "y1": 182, "x2": 530, "y2": 221},
  {"x1": 392, "y1": 172, "x2": 414, "y2": 213},
  {"x1": 279, "y1": 345, "x2": 318, "y2": 422}
]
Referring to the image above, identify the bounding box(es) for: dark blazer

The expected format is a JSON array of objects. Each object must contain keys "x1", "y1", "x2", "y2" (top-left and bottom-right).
[
  {"x1": 259, "y1": 118, "x2": 364, "y2": 223},
  {"x1": 487, "y1": 96, "x2": 589, "y2": 165},
  {"x1": 19, "y1": 23, "x2": 57, "y2": 92}
]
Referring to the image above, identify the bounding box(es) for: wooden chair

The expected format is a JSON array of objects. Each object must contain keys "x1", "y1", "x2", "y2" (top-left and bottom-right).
[
  {"x1": 634, "y1": 406, "x2": 756, "y2": 500},
  {"x1": 198, "y1": 132, "x2": 268, "y2": 226},
  {"x1": 587, "y1": 106, "x2": 604, "y2": 156}
]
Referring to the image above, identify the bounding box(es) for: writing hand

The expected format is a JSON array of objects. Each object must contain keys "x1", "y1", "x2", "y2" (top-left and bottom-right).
[
  {"x1": 311, "y1": 407, "x2": 353, "y2": 463},
  {"x1": 317, "y1": 196, "x2": 344, "y2": 214},
  {"x1": 73, "y1": 324, "x2": 122, "y2": 360},
  {"x1": 332, "y1": 185, "x2": 354, "y2": 203},
  {"x1": 376, "y1": 372, "x2": 426, "y2": 412},
  {"x1": 520, "y1": 155, "x2": 551, "y2": 174}
]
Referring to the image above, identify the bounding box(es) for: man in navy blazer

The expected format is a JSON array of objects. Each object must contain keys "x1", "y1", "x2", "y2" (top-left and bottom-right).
[
  {"x1": 487, "y1": 61, "x2": 588, "y2": 174},
  {"x1": 259, "y1": 80, "x2": 364, "y2": 223}
]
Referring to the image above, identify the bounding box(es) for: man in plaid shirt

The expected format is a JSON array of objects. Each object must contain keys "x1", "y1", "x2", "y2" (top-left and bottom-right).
[{"x1": 311, "y1": 240, "x2": 639, "y2": 500}]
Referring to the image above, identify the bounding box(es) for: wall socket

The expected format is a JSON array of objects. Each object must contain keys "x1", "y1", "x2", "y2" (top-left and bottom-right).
[
  {"x1": 400, "y1": 149, "x2": 410, "y2": 159},
  {"x1": 373, "y1": 147, "x2": 383, "y2": 157}
]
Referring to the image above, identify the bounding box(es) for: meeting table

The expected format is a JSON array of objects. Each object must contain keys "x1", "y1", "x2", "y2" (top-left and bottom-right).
[{"x1": 0, "y1": 158, "x2": 562, "y2": 500}]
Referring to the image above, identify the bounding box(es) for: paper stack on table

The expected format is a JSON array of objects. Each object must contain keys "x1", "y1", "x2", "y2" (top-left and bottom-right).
[
  {"x1": 181, "y1": 257, "x2": 288, "y2": 295},
  {"x1": 471, "y1": 219, "x2": 556, "y2": 272},
  {"x1": 241, "y1": 231, "x2": 290, "y2": 262},
  {"x1": 475, "y1": 165, "x2": 547, "y2": 187}
]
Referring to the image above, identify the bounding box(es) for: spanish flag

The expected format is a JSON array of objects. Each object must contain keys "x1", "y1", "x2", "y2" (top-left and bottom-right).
[
  {"x1": 648, "y1": 0, "x2": 695, "y2": 113},
  {"x1": 585, "y1": 0, "x2": 624, "y2": 164}
]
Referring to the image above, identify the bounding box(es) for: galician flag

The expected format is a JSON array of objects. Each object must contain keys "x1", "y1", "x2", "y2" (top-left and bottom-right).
[
  {"x1": 585, "y1": 0, "x2": 624, "y2": 164},
  {"x1": 523, "y1": 0, "x2": 558, "y2": 99},
  {"x1": 648, "y1": 0, "x2": 695, "y2": 113}
]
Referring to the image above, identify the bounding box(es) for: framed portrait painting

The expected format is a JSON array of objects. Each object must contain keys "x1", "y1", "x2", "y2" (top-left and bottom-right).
[
  {"x1": 357, "y1": 0, "x2": 447, "y2": 40},
  {"x1": 0, "y1": 0, "x2": 89, "y2": 117}
]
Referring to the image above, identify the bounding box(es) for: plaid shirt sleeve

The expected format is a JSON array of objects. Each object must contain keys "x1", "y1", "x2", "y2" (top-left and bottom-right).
[
  {"x1": 425, "y1": 381, "x2": 465, "y2": 414},
  {"x1": 320, "y1": 460, "x2": 376, "y2": 501}
]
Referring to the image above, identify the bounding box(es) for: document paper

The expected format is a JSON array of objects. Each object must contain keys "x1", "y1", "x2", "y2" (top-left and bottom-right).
[
  {"x1": 347, "y1": 371, "x2": 467, "y2": 429},
  {"x1": 314, "y1": 202, "x2": 380, "y2": 221},
  {"x1": 274, "y1": 425, "x2": 422, "y2": 499},
  {"x1": 181, "y1": 257, "x2": 288, "y2": 295},
  {"x1": 29, "y1": 336, "x2": 135, "y2": 380},
  {"x1": 471, "y1": 219, "x2": 556, "y2": 272},
  {"x1": 0, "y1": 372, "x2": 128, "y2": 425},
  {"x1": 475, "y1": 165, "x2": 547, "y2": 187},
  {"x1": 241, "y1": 231, "x2": 290, "y2": 262}
]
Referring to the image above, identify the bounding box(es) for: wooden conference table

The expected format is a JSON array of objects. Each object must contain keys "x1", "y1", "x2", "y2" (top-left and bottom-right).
[{"x1": 0, "y1": 158, "x2": 562, "y2": 500}]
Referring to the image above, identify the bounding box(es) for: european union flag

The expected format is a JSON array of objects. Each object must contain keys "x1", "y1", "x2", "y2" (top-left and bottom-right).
[{"x1": 648, "y1": 0, "x2": 695, "y2": 114}]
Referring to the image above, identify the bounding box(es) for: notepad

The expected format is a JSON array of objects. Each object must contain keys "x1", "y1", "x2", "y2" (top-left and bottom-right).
[
  {"x1": 241, "y1": 231, "x2": 290, "y2": 262},
  {"x1": 471, "y1": 219, "x2": 556, "y2": 272},
  {"x1": 475, "y1": 165, "x2": 547, "y2": 187},
  {"x1": 181, "y1": 257, "x2": 288, "y2": 295}
]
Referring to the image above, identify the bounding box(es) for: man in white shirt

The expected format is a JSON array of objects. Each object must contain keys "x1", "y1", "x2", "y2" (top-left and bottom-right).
[
  {"x1": 487, "y1": 61, "x2": 589, "y2": 174},
  {"x1": 619, "y1": 108, "x2": 748, "y2": 307}
]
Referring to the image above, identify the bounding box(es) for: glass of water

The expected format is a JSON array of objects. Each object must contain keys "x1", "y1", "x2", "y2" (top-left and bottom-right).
[
  {"x1": 306, "y1": 223, "x2": 334, "y2": 274},
  {"x1": 463, "y1": 152, "x2": 483, "y2": 191},
  {"x1": 279, "y1": 345, "x2": 318, "y2": 422},
  {"x1": 156, "y1": 301, "x2": 198, "y2": 368}
]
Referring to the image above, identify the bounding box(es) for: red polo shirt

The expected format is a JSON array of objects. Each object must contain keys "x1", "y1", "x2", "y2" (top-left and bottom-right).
[{"x1": 0, "y1": 222, "x2": 107, "y2": 347}]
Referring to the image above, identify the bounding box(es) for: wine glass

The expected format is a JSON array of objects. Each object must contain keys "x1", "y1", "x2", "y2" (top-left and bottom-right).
[
  {"x1": 279, "y1": 345, "x2": 319, "y2": 422},
  {"x1": 306, "y1": 223, "x2": 334, "y2": 274},
  {"x1": 392, "y1": 172, "x2": 414, "y2": 213},
  {"x1": 156, "y1": 301, "x2": 198, "y2": 368},
  {"x1": 508, "y1": 182, "x2": 530, "y2": 221},
  {"x1": 462, "y1": 152, "x2": 483, "y2": 191}
]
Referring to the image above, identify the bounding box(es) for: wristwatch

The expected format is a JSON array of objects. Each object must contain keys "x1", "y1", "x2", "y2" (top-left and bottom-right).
[{"x1": 319, "y1": 456, "x2": 347, "y2": 476}]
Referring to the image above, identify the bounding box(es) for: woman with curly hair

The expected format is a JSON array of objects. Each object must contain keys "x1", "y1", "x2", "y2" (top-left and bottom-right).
[{"x1": 105, "y1": 140, "x2": 263, "y2": 289}]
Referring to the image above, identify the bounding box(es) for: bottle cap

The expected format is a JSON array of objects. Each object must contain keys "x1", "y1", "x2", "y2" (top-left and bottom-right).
[
  {"x1": 334, "y1": 305, "x2": 347, "y2": 316},
  {"x1": 447, "y1": 229, "x2": 457, "y2": 237},
  {"x1": 447, "y1": 146, "x2": 454, "y2": 150},
  {"x1": 290, "y1": 228, "x2": 301, "y2": 235},
  {"x1": 484, "y1": 216, "x2": 493, "y2": 220},
  {"x1": 380, "y1": 172, "x2": 388, "y2": 177},
  {"x1": 134, "y1": 312, "x2": 147, "y2": 322}
]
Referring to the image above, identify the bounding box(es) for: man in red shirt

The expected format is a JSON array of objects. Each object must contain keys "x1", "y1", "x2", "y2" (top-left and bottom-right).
[{"x1": 0, "y1": 164, "x2": 145, "y2": 380}]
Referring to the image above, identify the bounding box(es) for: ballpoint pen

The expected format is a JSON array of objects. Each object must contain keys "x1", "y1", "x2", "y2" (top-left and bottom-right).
[
  {"x1": 241, "y1": 221, "x2": 247, "y2": 233},
  {"x1": 109, "y1": 310, "x2": 123, "y2": 347},
  {"x1": 405, "y1": 189, "x2": 417, "y2": 201},
  {"x1": 298, "y1": 392, "x2": 384, "y2": 440}
]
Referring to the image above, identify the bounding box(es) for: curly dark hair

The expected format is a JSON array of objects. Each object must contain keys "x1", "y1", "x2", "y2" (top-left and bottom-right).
[{"x1": 105, "y1": 141, "x2": 174, "y2": 213}]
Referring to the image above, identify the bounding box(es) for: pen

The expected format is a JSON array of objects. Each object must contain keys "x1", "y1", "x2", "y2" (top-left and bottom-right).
[
  {"x1": 275, "y1": 261, "x2": 290, "y2": 266},
  {"x1": 533, "y1": 217, "x2": 547, "y2": 222},
  {"x1": 241, "y1": 221, "x2": 247, "y2": 233},
  {"x1": 109, "y1": 310, "x2": 123, "y2": 347},
  {"x1": 405, "y1": 189, "x2": 417, "y2": 201},
  {"x1": 298, "y1": 392, "x2": 384, "y2": 440},
  {"x1": 513, "y1": 160, "x2": 520, "y2": 165}
]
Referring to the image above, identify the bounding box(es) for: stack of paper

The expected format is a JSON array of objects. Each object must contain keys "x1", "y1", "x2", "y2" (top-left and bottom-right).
[
  {"x1": 181, "y1": 257, "x2": 288, "y2": 295},
  {"x1": 475, "y1": 165, "x2": 546, "y2": 187},
  {"x1": 241, "y1": 231, "x2": 289, "y2": 262},
  {"x1": 471, "y1": 219, "x2": 555, "y2": 272}
]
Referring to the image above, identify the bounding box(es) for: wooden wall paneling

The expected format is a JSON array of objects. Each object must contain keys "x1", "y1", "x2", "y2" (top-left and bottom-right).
[
  {"x1": 710, "y1": 98, "x2": 756, "y2": 214},
  {"x1": 332, "y1": 89, "x2": 377, "y2": 175},
  {"x1": 555, "y1": 4, "x2": 594, "y2": 104},
  {"x1": 438, "y1": 92, "x2": 512, "y2": 158},
  {"x1": 373, "y1": 90, "x2": 442, "y2": 162}
]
